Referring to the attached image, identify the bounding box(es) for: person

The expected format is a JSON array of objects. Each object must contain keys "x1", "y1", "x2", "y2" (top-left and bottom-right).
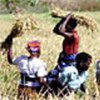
[
  {"x1": 58, "y1": 52, "x2": 92, "y2": 96},
  {"x1": 45, "y1": 52, "x2": 92, "y2": 97},
  {"x1": 7, "y1": 38, "x2": 47, "y2": 99},
  {"x1": 48, "y1": 13, "x2": 80, "y2": 87},
  {"x1": 96, "y1": 60, "x2": 100, "y2": 85},
  {"x1": 53, "y1": 13, "x2": 80, "y2": 68}
]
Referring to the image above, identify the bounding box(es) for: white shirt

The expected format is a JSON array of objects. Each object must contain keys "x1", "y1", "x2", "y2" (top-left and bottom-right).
[
  {"x1": 58, "y1": 66, "x2": 88, "y2": 90},
  {"x1": 12, "y1": 55, "x2": 47, "y2": 87}
]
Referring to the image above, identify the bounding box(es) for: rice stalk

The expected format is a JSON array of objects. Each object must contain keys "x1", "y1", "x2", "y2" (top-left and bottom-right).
[
  {"x1": 51, "y1": 8, "x2": 98, "y2": 32},
  {"x1": 0, "y1": 15, "x2": 39, "y2": 54}
]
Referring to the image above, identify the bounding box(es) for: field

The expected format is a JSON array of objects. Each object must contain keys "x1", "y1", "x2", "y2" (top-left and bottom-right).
[{"x1": 0, "y1": 11, "x2": 100, "y2": 99}]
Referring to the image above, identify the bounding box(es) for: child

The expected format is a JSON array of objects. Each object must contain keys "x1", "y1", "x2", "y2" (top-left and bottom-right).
[
  {"x1": 53, "y1": 13, "x2": 80, "y2": 68},
  {"x1": 7, "y1": 38, "x2": 47, "y2": 99},
  {"x1": 48, "y1": 13, "x2": 80, "y2": 83},
  {"x1": 58, "y1": 52, "x2": 92, "y2": 95}
]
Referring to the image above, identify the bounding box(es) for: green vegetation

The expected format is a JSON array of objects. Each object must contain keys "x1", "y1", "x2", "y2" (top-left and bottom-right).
[{"x1": 0, "y1": 0, "x2": 100, "y2": 14}]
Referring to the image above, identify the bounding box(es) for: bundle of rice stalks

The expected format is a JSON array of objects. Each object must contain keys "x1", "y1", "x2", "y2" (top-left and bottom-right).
[
  {"x1": 51, "y1": 7, "x2": 66, "y2": 18},
  {"x1": 51, "y1": 8, "x2": 97, "y2": 32},
  {"x1": 75, "y1": 15, "x2": 97, "y2": 32},
  {"x1": 0, "y1": 16, "x2": 39, "y2": 54}
]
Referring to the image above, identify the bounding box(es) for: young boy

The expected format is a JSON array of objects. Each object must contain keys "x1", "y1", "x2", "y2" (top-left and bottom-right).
[
  {"x1": 58, "y1": 52, "x2": 92, "y2": 95},
  {"x1": 7, "y1": 39, "x2": 47, "y2": 99},
  {"x1": 53, "y1": 13, "x2": 80, "y2": 68},
  {"x1": 48, "y1": 13, "x2": 80, "y2": 84}
]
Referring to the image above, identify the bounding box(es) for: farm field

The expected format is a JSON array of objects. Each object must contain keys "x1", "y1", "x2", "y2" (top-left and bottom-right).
[{"x1": 0, "y1": 11, "x2": 100, "y2": 99}]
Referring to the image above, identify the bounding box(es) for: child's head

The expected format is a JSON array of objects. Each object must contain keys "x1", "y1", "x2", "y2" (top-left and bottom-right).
[
  {"x1": 76, "y1": 52, "x2": 92, "y2": 73},
  {"x1": 65, "y1": 17, "x2": 78, "y2": 32},
  {"x1": 26, "y1": 40, "x2": 41, "y2": 57}
]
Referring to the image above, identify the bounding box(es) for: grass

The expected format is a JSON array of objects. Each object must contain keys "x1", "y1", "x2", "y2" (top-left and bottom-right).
[{"x1": 0, "y1": 11, "x2": 100, "y2": 99}]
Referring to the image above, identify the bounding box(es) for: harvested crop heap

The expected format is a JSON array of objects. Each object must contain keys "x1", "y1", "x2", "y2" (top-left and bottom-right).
[
  {"x1": 0, "y1": 16, "x2": 38, "y2": 54},
  {"x1": 51, "y1": 8, "x2": 97, "y2": 32}
]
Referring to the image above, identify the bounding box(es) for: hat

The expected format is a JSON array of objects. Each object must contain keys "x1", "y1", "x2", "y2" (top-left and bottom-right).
[{"x1": 27, "y1": 41, "x2": 40, "y2": 53}]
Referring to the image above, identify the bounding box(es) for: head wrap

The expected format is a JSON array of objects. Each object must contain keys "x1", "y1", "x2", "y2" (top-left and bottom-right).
[{"x1": 27, "y1": 41, "x2": 40, "y2": 53}]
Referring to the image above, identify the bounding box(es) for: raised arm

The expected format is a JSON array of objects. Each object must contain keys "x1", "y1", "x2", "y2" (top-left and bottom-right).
[
  {"x1": 7, "y1": 36, "x2": 13, "y2": 64},
  {"x1": 53, "y1": 13, "x2": 73, "y2": 37},
  {"x1": 53, "y1": 17, "x2": 66, "y2": 36}
]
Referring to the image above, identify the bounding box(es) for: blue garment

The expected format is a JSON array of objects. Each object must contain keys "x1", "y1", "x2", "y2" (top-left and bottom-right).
[
  {"x1": 47, "y1": 66, "x2": 60, "y2": 84},
  {"x1": 50, "y1": 53, "x2": 77, "y2": 83},
  {"x1": 64, "y1": 54, "x2": 77, "y2": 60},
  {"x1": 58, "y1": 66, "x2": 88, "y2": 90},
  {"x1": 58, "y1": 52, "x2": 77, "y2": 68}
]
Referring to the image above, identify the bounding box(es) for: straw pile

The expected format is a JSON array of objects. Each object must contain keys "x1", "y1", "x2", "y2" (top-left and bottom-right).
[
  {"x1": 0, "y1": 16, "x2": 38, "y2": 54},
  {"x1": 51, "y1": 8, "x2": 97, "y2": 32}
]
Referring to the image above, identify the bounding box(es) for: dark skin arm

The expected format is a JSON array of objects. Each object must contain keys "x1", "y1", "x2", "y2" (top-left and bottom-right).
[
  {"x1": 53, "y1": 13, "x2": 73, "y2": 37},
  {"x1": 7, "y1": 36, "x2": 13, "y2": 64},
  {"x1": 39, "y1": 77, "x2": 46, "y2": 84},
  {"x1": 39, "y1": 77, "x2": 53, "y2": 92},
  {"x1": 38, "y1": 77, "x2": 50, "y2": 88},
  {"x1": 53, "y1": 17, "x2": 66, "y2": 36}
]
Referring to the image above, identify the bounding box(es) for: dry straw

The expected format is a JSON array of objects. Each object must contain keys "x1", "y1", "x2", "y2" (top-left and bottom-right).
[
  {"x1": 0, "y1": 15, "x2": 39, "y2": 54},
  {"x1": 51, "y1": 7, "x2": 97, "y2": 32}
]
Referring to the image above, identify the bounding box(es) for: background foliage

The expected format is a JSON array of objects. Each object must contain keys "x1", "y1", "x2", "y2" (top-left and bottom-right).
[
  {"x1": 0, "y1": 0, "x2": 100, "y2": 14},
  {"x1": 0, "y1": 0, "x2": 100, "y2": 99}
]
